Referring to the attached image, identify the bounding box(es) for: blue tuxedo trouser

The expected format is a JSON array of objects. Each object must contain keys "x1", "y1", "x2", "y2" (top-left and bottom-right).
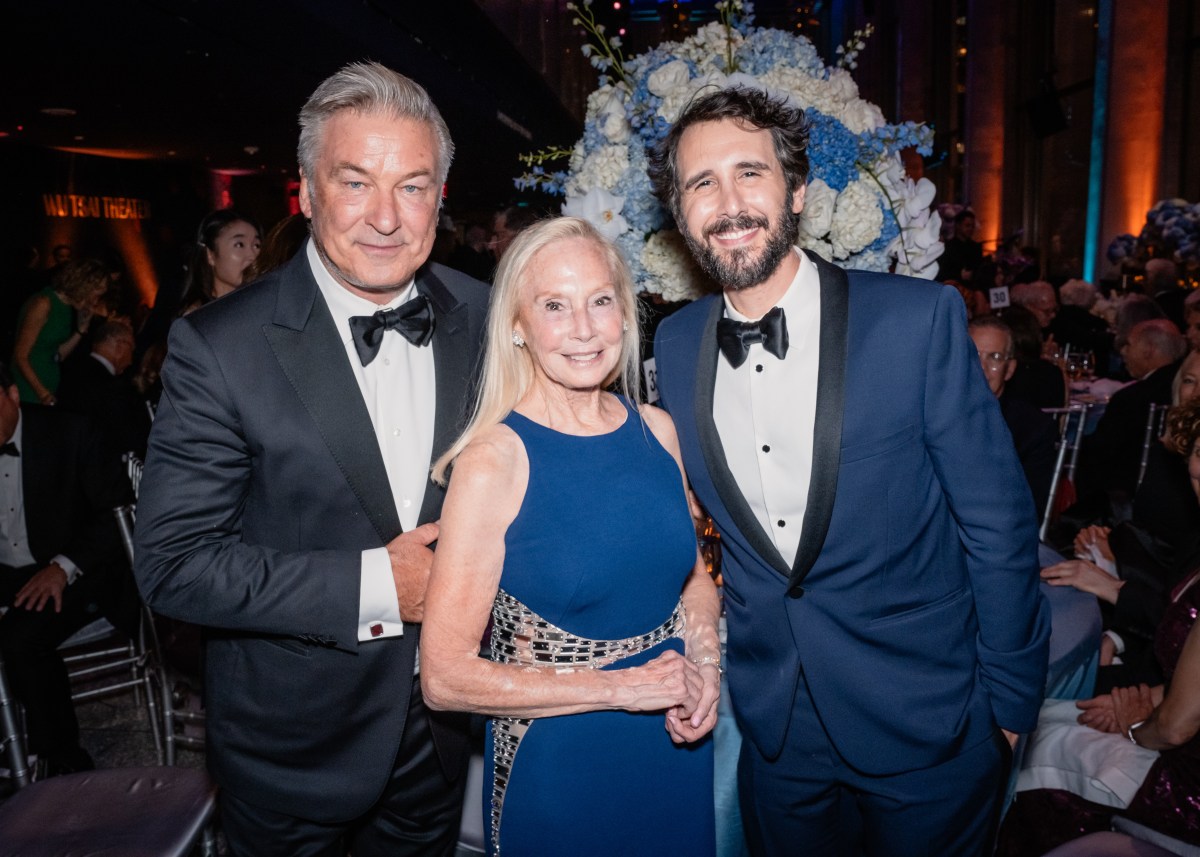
[{"x1": 737, "y1": 670, "x2": 1009, "y2": 857}]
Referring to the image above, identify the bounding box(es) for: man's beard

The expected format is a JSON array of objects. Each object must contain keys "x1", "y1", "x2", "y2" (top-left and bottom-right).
[{"x1": 680, "y1": 200, "x2": 800, "y2": 292}]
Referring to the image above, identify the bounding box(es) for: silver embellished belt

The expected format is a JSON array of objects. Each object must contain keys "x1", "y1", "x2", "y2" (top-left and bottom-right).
[{"x1": 487, "y1": 589, "x2": 685, "y2": 855}]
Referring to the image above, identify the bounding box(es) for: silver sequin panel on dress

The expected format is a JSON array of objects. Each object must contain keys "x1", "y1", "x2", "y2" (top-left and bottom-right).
[{"x1": 487, "y1": 589, "x2": 685, "y2": 856}]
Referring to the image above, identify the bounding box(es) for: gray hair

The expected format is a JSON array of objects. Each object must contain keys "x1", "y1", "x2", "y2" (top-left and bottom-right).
[
  {"x1": 1130, "y1": 318, "x2": 1188, "y2": 363},
  {"x1": 298, "y1": 61, "x2": 454, "y2": 186},
  {"x1": 968, "y1": 315, "x2": 1015, "y2": 357},
  {"x1": 1059, "y1": 279, "x2": 1098, "y2": 309},
  {"x1": 1010, "y1": 280, "x2": 1057, "y2": 309}
]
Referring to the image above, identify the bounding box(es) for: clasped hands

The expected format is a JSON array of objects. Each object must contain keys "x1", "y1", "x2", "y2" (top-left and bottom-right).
[
  {"x1": 620, "y1": 649, "x2": 719, "y2": 745},
  {"x1": 1076, "y1": 683, "x2": 1160, "y2": 735}
]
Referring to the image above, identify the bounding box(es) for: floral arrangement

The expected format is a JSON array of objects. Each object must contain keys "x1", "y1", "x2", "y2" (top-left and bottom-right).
[
  {"x1": 516, "y1": 0, "x2": 944, "y2": 301},
  {"x1": 1107, "y1": 198, "x2": 1200, "y2": 276}
]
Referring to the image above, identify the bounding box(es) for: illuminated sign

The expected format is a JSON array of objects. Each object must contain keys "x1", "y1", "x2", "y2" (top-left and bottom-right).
[{"x1": 41, "y1": 193, "x2": 151, "y2": 220}]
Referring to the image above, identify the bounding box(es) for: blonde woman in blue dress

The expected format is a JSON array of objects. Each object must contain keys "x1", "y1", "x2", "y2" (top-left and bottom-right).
[{"x1": 421, "y1": 216, "x2": 719, "y2": 856}]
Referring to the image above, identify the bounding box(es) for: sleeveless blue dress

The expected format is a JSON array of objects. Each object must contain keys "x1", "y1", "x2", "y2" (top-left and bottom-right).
[{"x1": 484, "y1": 398, "x2": 715, "y2": 857}]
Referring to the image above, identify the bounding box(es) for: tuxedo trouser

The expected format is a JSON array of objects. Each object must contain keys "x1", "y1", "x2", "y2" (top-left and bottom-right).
[
  {"x1": 0, "y1": 563, "x2": 116, "y2": 758},
  {"x1": 738, "y1": 671, "x2": 1008, "y2": 857},
  {"x1": 220, "y1": 679, "x2": 466, "y2": 857}
]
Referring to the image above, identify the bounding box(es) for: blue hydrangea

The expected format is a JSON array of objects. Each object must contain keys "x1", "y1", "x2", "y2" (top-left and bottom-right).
[
  {"x1": 804, "y1": 110, "x2": 859, "y2": 192},
  {"x1": 859, "y1": 121, "x2": 934, "y2": 160},
  {"x1": 736, "y1": 27, "x2": 823, "y2": 76},
  {"x1": 866, "y1": 200, "x2": 900, "y2": 253},
  {"x1": 613, "y1": 145, "x2": 666, "y2": 235}
]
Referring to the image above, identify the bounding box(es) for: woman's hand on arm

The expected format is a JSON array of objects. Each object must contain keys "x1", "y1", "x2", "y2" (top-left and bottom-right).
[{"x1": 1041, "y1": 559, "x2": 1124, "y2": 604}]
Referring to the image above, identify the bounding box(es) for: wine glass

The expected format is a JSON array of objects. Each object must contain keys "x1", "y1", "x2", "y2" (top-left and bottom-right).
[
  {"x1": 1079, "y1": 350, "x2": 1095, "y2": 380},
  {"x1": 1064, "y1": 352, "x2": 1083, "y2": 383}
]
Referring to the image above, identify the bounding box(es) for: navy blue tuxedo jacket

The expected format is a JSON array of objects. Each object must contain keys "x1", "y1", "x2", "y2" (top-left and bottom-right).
[
  {"x1": 134, "y1": 250, "x2": 488, "y2": 820},
  {"x1": 654, "y1": 251, "x2": 1050, "y2": 775}
]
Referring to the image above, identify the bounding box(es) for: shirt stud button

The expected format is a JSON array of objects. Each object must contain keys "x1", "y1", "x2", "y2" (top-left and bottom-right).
[
  {"x1": 762, "y1": 444, "x2": 771, "y2": 453},
  {"x1": 777, "y1": 520, "x2": 786, "y2": 528},
  {"x1": 755, "y1": 364, "x2": 764, "y2": 373}
]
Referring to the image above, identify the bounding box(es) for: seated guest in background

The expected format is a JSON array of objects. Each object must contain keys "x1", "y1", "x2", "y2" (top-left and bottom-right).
[
  {"x1": 422, "y1": 216, "x2": 719, "y2": 856},
  {"x1": 1045, "y1": 401, "x2": 1200, "y2": 689},
  {"x1": 1131, "y1": 348, "x2": 1200, "y2": 549},
  {"x1": 1183, "y1": 290, "x2": 1200, "y2": 354},
  {"x1": 1011, "y1": 280, "x2": 1059, "y2": 339},
  {"x1": 56, "y1": 319, "x2": 151, "y2": 459},
  {"x1": 937, "y1": 208, "x2": 984, "y2": 284},
  {"x1": 0, "y1": 360, "x2": 133, "y2": 777},
  {"x1": 11, "y1": 258, "x2": 109, "y2": 405},
  {"x1": 447, "y1": 222, "x2": 495, "y2": 283},
  {"x1": 245, "y1": 213, "x2": 309, "y2": 281},
  {"x1": 999, "y1": 304, "x2": 1067, "y2": 410},
  {"x1": 1076, "y1": 318, "x2": 1187, "y2": 503},
  {"x1": 489, "y1": 204, "x2": 540, "y2": 267},
  {"x1": 1001, "y1": 403, "x2": 1200, "y2": 855},
  {"x1": 1112, "y1": 294, "x2": 1167, "y2": 377},
  {"x1": 1145, "y1": 258, "x2": 1186, "y2": 331},
  {"x1": 969, "y1": 316, "x2": 1057, "y2": 512},
  {"x1": 1051, "y1": 278, "x2": 1112, "y2": 378},
  {"x1": 178, "y1": 209, "x2": 262, "y2": 316}
]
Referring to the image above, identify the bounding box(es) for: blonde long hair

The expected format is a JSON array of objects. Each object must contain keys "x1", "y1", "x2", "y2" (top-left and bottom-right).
[{"x1": 431, "y1": 217, "x2": 642, "y2": 485}]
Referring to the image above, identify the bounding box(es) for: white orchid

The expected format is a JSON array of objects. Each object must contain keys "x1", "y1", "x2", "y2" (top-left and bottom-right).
[{"x1": 563, "y1": 187, "x2": 630, "y2": 241}]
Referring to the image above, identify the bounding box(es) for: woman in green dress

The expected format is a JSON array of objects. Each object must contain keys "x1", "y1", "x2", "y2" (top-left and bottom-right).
[{"x1": 11, "y1": 258, "x2": 108, "y2": 404}]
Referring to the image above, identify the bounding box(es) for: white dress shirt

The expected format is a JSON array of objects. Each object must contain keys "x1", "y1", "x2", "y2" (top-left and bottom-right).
[
  {"x1": 307, "y1": 240, "x2": 437, "y2": 643},
  {"x1": 713, "y1": 247, "x2": 820, "y2": 568},
  {"x1": 0, "y1": 415, "x2": 82, "y2": 583}
]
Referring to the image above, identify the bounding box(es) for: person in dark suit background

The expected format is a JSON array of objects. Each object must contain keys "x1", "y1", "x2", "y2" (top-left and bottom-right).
[
  {"x1": 57, "y1": 318, "x2": 151, "y2": 459},
  {"x1": 134, "y1": 62, "x2": 487, "y2": 856},
  {"x1": 0, "y1": 360, "x2": 132, "y2": 777},
  {"x1": 650, "y1": 87, "x2": 1049, "y2": 856},
  {"x1": 1075, "y1": 318, "x2": 1188, "y2": 503},
  {"x1": 969, "y1": 315, "x2": 1057, "y2": 514}
]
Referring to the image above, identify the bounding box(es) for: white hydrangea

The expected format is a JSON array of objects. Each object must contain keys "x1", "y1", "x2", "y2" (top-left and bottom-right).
[
  {"x1": 641, "y1": 230, "x2": 709, "y2": 302},
  {"x1": 798, "y1": 178, "x2": 836, "y2": 240},
  {"x1": 839, "y1": 99, "x2": 886, "y2": 134},
  {"x1": 829, "y1": 179, "x2": 883, "y2": 259},
  {"x1": 565, "y1": 145, "x2": 630, "y2": 197},
  {"x1": 675, "y1": 22, "x2": 742, "y2": 69},
  {"x1": 586, "y1": 85, "x2": 631, "y2": 144}
]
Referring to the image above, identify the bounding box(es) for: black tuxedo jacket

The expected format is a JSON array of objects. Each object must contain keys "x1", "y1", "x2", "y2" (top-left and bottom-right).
[
  {"x1": 57, "y1": 354, "x2": 151, "y2": 459},
  {"x1": 1077, "y1": 358, "x2": 1182, "y2": 499},
  {"x1": 134, "y1": 250, "x2": 488, "y2": 821},
  {"x1": 16, "y1": 404, "x2": 129, "y2": 576}
]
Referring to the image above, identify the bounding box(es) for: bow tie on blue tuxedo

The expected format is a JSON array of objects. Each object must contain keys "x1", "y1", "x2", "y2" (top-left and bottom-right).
[
  {"x1": 348, "y1": 294, "x2": 435, "y2": 367},
  {"x1": 0, "y1": 442, "x2": 17, "y2": 457},
  {"x1": 716, "y1": 306, "x2": 789, "y2": 368}
]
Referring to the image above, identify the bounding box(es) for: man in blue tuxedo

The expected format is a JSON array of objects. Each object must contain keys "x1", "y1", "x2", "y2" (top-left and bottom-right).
[{"x1": 650, "y1": 87, "x2": 1050, "y2": 856}]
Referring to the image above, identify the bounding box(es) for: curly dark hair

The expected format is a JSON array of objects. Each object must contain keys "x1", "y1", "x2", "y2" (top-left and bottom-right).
[
  {"x1": 648, "y1": 86, "x2": 810, "y2": 222},
  {"x1": 1167, "y1": 400, "x2": 1200, "y2": 457}
]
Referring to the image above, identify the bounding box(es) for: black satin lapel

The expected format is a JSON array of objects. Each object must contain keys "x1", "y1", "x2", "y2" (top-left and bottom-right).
[
  {"x1": 788, "y1": 252, "x2": 848, "y2": 596},
  {"x1": 695, "y1": 299, "x2": 791, "y2": 578},
  {"x1": 263, "y1": 295, "x2": 403, "y2": 544},
  {"x1": 416, "y1": 268, "x2": 472, "y2": 526}
]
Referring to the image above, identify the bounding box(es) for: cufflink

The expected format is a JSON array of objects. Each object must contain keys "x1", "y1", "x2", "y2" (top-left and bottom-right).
[{"x1": 370, "y1": 623, "x2": 384, "y2": 638}]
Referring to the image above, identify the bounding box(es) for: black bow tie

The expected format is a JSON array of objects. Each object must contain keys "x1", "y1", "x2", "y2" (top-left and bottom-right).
[
  {"x1": 348, "y1": 295, "x2": 435, "y2": 367},
  {"x1": 717, "y1": 306, "x2": 789, "y2": 368},
  {"x1": 0, "y1": 442, "x2": 17, "y2": 457}
]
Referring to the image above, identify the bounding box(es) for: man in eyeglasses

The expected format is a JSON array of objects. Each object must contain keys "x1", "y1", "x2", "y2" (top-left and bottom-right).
[{"x1": 970, "y1": 316, "x2": 1057, "y2": 512}]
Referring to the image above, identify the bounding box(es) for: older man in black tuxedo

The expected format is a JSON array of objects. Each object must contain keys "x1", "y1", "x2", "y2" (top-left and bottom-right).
[
  {"x1": 134, "y1": 62, "x2": 488, "y2": 857},
  {"x1": 0, "y1": 360, "x2": 132, "y2": 776}
]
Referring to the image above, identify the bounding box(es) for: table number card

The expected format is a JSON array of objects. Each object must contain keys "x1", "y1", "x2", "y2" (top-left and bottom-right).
[{"x1": 989, "y1": 285, "x2": 1011, "y2": 309}]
